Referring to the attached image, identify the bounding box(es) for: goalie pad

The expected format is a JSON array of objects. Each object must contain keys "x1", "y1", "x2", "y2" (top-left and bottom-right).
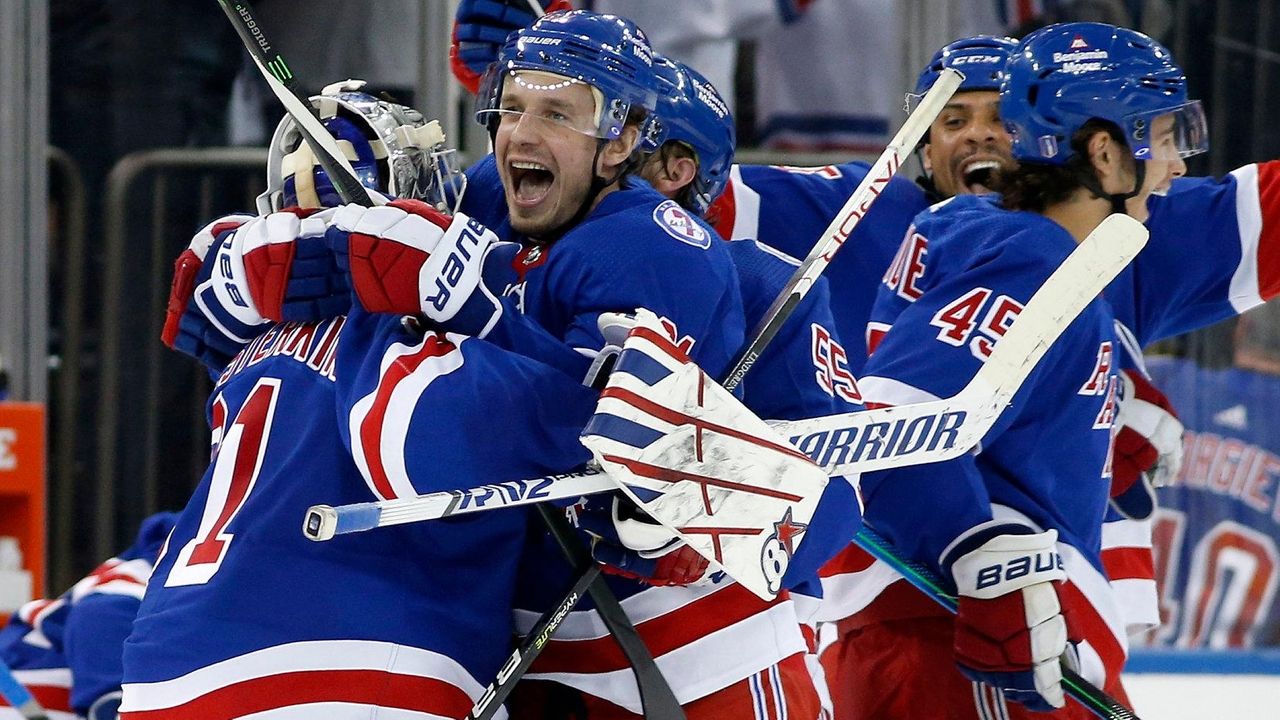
[{"x1": 580, "y1": 309, "x2": 829, "y2": 600}]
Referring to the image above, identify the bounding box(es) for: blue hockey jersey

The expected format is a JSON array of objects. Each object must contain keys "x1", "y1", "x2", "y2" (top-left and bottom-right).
[
  {"x1": 121, "y1": 307, "x2": 597, "y2": 720},
  {"x1": 0, "y1": 514, "x2": 175, "y2": 720},
  {"x1": 708, "y1": 162, "x2": 931, "y2": 373},
  {"x1": 460, "y1": 157, "x2": 862, "y2": 708}
]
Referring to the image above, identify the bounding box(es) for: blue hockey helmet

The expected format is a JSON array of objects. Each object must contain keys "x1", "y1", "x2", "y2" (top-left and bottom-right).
[
  {"x1": 912, "y1": 35, "x2": 1019, "y2": 102},
  {"x1": 259, "y1": 80, "x2": 466, "y2": 213},
  {"x1": 474, "y1": 9, "x2": 663, "y2": 150},
  {"x1": 1000, "y1": 23, "x2": 1208, "y2": 165},
  {"x1": 651, "y1": 56, "x2": 735, "y2": 216}
]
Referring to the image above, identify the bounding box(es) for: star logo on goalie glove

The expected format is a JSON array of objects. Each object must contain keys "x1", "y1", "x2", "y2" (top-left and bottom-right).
[{"x1": 772, "y1": 507, "x2": 808, "y2": 556}]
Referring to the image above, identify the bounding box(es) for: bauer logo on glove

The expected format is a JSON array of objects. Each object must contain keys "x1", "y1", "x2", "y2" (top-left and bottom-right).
[{"x1": 580, "y1": 309, "x2": 829, "y2": 600}]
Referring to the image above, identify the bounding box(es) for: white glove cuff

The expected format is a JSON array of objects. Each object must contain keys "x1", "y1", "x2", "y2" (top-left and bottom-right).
[
  {"x1": 418, "y1": 212, "x2": 498, "y2": 320},
  {"x1": 951, "y1": 529, "x2": 1065, "y2": 600}
]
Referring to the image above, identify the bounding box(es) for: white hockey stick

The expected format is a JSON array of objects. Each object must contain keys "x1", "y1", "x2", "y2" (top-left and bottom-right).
[
  {"x1": 303, "y1": 213, "x2": 1148, "y2": 542},
  {"x1": 721, "y1": 67, "x2": 964, "y2": 391}
]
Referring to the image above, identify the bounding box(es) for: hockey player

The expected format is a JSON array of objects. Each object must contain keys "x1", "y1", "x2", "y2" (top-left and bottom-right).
[
  {"x1": 487, "y1": 56, "x2": 864, "y2": 719},
  {"x1": 121, "y1": 86, "x2": 606, "y2": 720},
  {"x1": 0, "y1": 513, "x2": 175, "y2": 720},
  {"x1": 847, "y1": 23, "x2": 1209, "y2": 718}
]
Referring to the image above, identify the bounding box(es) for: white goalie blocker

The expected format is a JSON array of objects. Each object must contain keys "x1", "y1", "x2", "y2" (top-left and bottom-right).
[{"x1": 580, "y1": 310, "x2": 830, "y2": 600}]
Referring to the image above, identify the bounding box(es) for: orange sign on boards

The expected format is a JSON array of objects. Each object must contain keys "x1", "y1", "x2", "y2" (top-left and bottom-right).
[{"x1": 0, "y1": 402, "x2": 45, "y2": 598}]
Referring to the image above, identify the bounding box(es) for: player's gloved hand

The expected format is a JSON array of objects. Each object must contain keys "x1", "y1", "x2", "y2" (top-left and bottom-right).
[
  {"x1": 327, "y1": 200, "x2": 518, "y2": 337},
  {"x1": 233, "y1": 207, "x2": 352, "y2": 323},
  {"x1": 945, "y1": 527, "x2": 1082, "y2": 712},
  {"x1": 572, "y1": 493, "x2": 711, "y2": 587},
  {"x1": 1111, "y1": 369, "x2": 1184, "y2": 520},
  {"x1": 450, "y1": 0, "x2": 573, "y2": 94},
  {"x1": 162, "y1": 213, "x2": 257, "y2": 368}
]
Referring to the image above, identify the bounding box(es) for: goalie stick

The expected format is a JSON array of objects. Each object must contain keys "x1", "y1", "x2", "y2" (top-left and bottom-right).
[
  {"x1": 304, "y1": 212, "x2": 1149, "y2": 541},
  {"x1": 0, "y1": 657, "x2": 48, "y2": 720},
  {"x1": 216, "y1": 2, "x2": 679, "y2": 718}
]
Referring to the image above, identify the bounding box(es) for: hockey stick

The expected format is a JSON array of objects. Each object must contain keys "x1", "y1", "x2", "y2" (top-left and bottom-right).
[
  {"x1": 0, "y1": 657, "x2": 49, "y2": 720},
  {"x1": 218, "y1": 2, "x2": 675, "y2": 717},
  {"x1": 216, "y1": 0, "x2": 378, "y2": 207},
  {"x1": 721, "y1": 67, "x2": 964, "y2": 392},
  {"x1": 305, "y1": 214, "x2": 1148, "y2": 537},
  {"x1": 854, "y1": 526, "x2": 1140, "y2": 720},
  {"x1": 304, "y1": 67, "x2": 967, "y2": 542}
]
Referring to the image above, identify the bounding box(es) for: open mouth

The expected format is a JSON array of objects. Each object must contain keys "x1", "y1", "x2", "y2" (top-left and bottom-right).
[
  {"x1": 960, "y1": 159, "x2": 1003, "y2": 193},
  {"x1": 509, "y1": 160, "x2": 556, "y2": 208}
]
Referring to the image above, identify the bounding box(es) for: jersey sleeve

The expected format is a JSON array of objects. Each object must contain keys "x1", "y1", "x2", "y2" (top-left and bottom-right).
[
  {"x1": 1129, "y1": 161, "x2": 1280, "y2": 343},
  {"x1": 856, "y1": 232, "x2": 1068, "y2": 571},
  {"x1": 335, "y1": 307, "x2": 597, "y2": 501}
]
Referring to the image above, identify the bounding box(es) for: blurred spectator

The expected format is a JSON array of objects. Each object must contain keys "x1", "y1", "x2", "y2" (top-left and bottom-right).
[{"x1": 1143, "y1": 300, "x2": 1280, "y2": 648}]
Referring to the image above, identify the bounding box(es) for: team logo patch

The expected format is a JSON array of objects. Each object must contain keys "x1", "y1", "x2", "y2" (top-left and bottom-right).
[{"x1": 653, "y1": 200, "x2": 711, "y2": 249}]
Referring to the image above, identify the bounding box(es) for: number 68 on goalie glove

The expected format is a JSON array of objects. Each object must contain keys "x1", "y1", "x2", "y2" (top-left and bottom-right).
[{"x1": 579, "y1": 309, "x2": 830, "y2": 601}]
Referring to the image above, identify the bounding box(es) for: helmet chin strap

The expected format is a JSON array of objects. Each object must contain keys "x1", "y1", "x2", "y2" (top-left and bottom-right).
[{"x1": 1079, "y1": 158, "x2": 1146, "y2": 215}]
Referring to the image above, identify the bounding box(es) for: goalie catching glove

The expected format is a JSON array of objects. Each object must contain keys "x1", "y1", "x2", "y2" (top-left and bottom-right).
[
  {"x1": 326, "y1": 200, "x2": 518, "y2": 337},
  {"x1": 944, "y1": 526, "x2": 1083, "y2": 712}
]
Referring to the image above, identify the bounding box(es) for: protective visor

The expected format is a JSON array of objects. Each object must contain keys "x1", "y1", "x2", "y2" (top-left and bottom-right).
[{"x1": 1126, "y1": 100, "x2": 1208, "y2": 162}]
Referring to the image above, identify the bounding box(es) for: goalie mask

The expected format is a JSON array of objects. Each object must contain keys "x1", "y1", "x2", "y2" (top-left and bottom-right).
[{"x1": 258, "y1": 80, "x2": 466, "y2": 213}]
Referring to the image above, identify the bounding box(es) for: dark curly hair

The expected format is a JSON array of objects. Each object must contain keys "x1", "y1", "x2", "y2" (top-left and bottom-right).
[{"x1": 994, "y1": 119, "x2": 1130, "y2": 213}]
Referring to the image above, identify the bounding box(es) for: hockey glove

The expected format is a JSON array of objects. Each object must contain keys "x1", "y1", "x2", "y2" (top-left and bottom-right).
[
  {"x1": 235, "y1": 207, "x2": 352, "y2": 323},
  {"x1": 946, "y1": 527, "x2": 1082, "y2": 713},
  {"x1": 573, "y1": 493, "x2": 711, "y2": 587},
  {"x1": 162, "y1": 213, "x2": 256, "y2": 368},
  {"x1": 1111, "y1": 369, "x2": 1184, "y2": 520},
  {"x1": 450, "y1": 0, "x2": 573, "y2": 94},
  {"x1": 328, "y1": 200, "x2": 517, "y2": 337}
]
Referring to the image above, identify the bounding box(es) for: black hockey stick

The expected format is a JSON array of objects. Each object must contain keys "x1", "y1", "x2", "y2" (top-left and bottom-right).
[
  {"x1": 216, "y1": 0, "x2": 375, "y2": 207},
  {"x1": 217, "y1": 2, "x2": 679, "y2": 717}
]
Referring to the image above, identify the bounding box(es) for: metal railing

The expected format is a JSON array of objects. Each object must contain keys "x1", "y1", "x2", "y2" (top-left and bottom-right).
[{"x1": 91, "y1": 148, "x2": 266, "y2": 561}]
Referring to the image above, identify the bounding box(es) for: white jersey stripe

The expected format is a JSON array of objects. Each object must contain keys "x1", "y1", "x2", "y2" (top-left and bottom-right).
[{"x1": 1229, "y1": 164, "x2": 1265, "y2": 312}]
